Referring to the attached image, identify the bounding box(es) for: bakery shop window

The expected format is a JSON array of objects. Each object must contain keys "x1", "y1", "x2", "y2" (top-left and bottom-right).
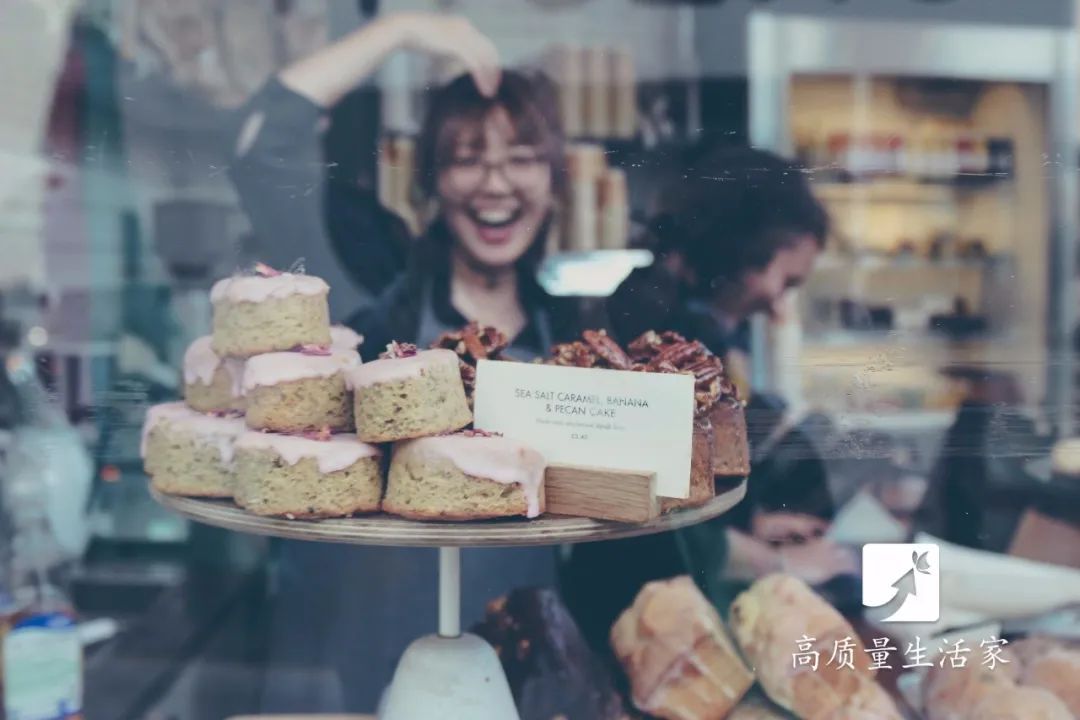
[{"x1": 1, "y1": 3, "x2": 1078, "y2": 720}]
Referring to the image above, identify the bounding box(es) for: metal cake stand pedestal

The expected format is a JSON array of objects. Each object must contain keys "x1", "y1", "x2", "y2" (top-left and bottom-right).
[{"x1": 152, "y1": 481, "x2": 746, "y2": 719}]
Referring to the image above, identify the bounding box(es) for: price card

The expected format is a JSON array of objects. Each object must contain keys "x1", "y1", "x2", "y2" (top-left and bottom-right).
[{"x1": 473, "y1": 359, "x2": 695, "y2": 498}]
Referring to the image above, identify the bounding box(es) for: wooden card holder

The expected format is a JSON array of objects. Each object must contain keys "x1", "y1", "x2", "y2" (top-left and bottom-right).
[{"x1": 544, "y1": 464, "x2": 658, "y2": 523}]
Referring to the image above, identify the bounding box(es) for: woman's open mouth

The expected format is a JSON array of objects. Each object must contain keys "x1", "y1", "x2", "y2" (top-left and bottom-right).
[{"x1": 467, "y1": 206, "x2": 525, "y2": 245}]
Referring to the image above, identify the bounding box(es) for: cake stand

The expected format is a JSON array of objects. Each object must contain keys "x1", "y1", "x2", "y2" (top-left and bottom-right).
[{"x1": 151, "y1": 480, "x2": 746, "y2": 719}]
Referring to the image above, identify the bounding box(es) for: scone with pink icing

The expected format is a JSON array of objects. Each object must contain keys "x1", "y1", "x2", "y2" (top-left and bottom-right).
[
  {"x1": 383, "y1": 431, "x2": 546, "y2": 521},
  {"x1": 347, "y1": 343, "x2": 471, "y2": 443},
  {"x1": 183, "y1": 335, "x2": 245, "y2": 413},
  {"x1": 243, "y1": 348, "x2": 360, "y2": 433},
  {"x1": 141, "y1": 402, "x2": 246, "y2": 497},
  {"x1": 234, "y1": 432, "x2": 383, "y2": 518},
  {"x1": 211, "y1": 266, "x2": 331, "y2": 357},
  {"x1": 330, "y1": 324, "x2": 364, "y2": 353}
]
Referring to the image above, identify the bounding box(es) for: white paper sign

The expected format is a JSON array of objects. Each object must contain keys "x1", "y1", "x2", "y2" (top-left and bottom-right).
[{"x1": 473, "y1": 359, "x2": 695, "y2": 498}]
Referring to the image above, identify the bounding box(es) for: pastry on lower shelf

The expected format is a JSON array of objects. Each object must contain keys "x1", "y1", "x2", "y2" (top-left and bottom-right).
[
  {"x1": 611, "y1": 575, "x2": 754, "y2": 720},
  {"x1": 211, "y1": 267, "x2": 331, "y2": 357},
  {"x1": 347, "y1": 343, "x2": 471, "y2": 443},
  {"x1": 1011, "y1": 639, "x2": 1080, "y2": 716},
  {"x1": 1050, "y1": 437, "x2": 1080, "y2": 481},
  {"x1": 924, "y1": 656, "x2": 1071, "y2": 720},
  {"x1": 472, "y1": 587, "x2": 631, "y2": 720},
  {"x1": 968, "y1": 686, "x2": 1073, "y2": 720},
  {"x1": 727, "y1": 696, "x2": 792, "y2": 720},
  {"x1": 383, "y1": 431, "x2": 545, "y2": 520},
  {"x1": 925, "y1": 637, "x2": 1079, "y2": 720},
  {"x1": 182, "y1": 335, "x2": 245, "y2": 414},
  {"x1": 660, "y1": 417, "x2": 715, "y2": 513},
  {"x1": 243, "y1": 348, "x2": 360, "y2": 433},
  {"x1": 141, "y1": 402, "x2": 246, "y2": 498},
  {"x1": 330, "y1": 324, "x2": 364, "y2": 352},
  {"x1": 729, "y1": 574, "x2": 902, "y2": 720},
  {"x1": 233, "y1": 431, "x2": 382, "y2": 518}
]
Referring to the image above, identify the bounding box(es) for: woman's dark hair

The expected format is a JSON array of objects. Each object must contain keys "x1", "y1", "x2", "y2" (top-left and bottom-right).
[
  {"x1": 415, "y1": 69, "x2": 567, "y2": 201},
  {"x1": 652, "y1": 146, "x2": 828, "y2": 296}
]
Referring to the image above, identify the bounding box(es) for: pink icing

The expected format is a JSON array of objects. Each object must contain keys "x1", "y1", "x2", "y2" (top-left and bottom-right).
[
  {"x1": 400, "y1": 434, "x2": 546, "y2": 518},
  {"x1": 242, "y1": 349, "x2": 360, "y2": 392},
  {"x1": 140, "y1": 402, "x2": 247, "y2": 463},
  {"x1": 235, "y1": 431, "x2": 380, "y2": 473},
  {"x1": 210, "y1": 273, "x2": 329, "y2": 304},
  {"x1": 330, "y1": 325, "x2": 364, "y2": 353},
  {"x1": 345, "y1": 348, "x2": 458, "y2": 390},
  {"x1": 183, "y1": 336, "x2": 244, "y2": 397}
]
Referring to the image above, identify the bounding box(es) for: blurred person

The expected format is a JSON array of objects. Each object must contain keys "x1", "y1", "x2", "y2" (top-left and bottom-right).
[
  {"x1": 609, "y1": 145, "x2": 828, "y2": 362},
  {"x1": 561, "y1": 147, "x2": 856, "y2": 650},
  {"x1": 228, "y1": 13, "x2": 601, "y2": 712}
]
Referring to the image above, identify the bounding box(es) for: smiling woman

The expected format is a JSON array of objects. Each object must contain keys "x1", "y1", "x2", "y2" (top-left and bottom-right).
[{"x1": 230, "y1": 12, "x2": 595, "y2": 360}]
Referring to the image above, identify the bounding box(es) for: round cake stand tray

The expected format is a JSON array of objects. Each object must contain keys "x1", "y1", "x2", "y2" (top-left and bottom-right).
[
  {"x1": 151, "y1": 480, "x2": 746, "y2": 719},
  {"x1": 150, "y1": 479, "x2": 745, "y2": 547}
]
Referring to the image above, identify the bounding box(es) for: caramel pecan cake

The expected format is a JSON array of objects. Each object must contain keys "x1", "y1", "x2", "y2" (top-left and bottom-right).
[
  {"x1": 628, "y1": 330, "x2": 749, "y2": 479},
  {"x1": 547, "y1": 329, "x2": 749, "y2": 509}
]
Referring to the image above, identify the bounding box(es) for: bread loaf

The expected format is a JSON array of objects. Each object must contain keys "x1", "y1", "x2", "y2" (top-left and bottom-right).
[
  {"x1": 1022, "y1": 648, "x2": 1080, "y2": 716},
  {"x1": 923, "y1": 641, "x2": 1073, "y2": 720},
  {"x1": 611, "y1": 576, "x2": 753, "y2": 720},
  {"x1": 729, "y1": 575, "x2": 901, "y2": 720},
  {"x1": 1000, "y1": 637, "x2": 1080, "y2": 717},
  {"x1": 727, "y1": 696, "x2": 792, "y2": 719}
]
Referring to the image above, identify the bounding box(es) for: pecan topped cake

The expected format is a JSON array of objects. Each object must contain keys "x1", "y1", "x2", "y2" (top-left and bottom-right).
[
  {"x1": 548, "y1": 329, "x2": 750, "y2": 503},
  {"x1": 628, "y1": 330, "x2": 749, "y2": 479},
  {"x1": 627, "y1": 330, "x2": 740, "y2": 417}
]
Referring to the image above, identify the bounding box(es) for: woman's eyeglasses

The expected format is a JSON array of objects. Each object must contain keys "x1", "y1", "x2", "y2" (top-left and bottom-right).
[{"x1": 442, "y1": 151, "x2": 549, "y2": 193}]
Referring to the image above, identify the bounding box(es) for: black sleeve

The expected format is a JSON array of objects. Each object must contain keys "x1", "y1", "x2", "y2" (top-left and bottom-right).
[
  {"x1": 606, "y1": 265, "x2": 681, "y2": 345},
  {"x1": 227, "y1": 79, "x2": 409, "y2": 296},
  {"x1": 344, "y1": 274, "x2": 422, "y2": 356}
]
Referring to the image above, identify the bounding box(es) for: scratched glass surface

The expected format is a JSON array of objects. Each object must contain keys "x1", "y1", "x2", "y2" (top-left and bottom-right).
[{"x1": 1, "y1": 2, "x2": 1078, "y2": 719}]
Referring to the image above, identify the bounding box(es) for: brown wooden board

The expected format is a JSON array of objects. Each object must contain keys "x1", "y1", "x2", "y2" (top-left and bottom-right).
[{"x1": 544, "y1": 464, "x2": 658, "y2": 522}]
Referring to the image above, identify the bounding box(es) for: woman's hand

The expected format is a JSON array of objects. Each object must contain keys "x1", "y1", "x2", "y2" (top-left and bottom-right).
[
  {"x1": 279, "y1": 11, "x2": 500, "y2": 108},
  {"x1": 779, "y1": 539, "x2": 859, "y2": 586},
  {"x1": 390, "y1": 13, "x2": 501, "y2": 97}
]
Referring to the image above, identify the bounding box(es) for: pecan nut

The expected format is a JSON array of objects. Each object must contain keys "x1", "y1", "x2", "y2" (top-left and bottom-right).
[{"x1": 583, "y1": 329, "x2": 633, "y2": 370}]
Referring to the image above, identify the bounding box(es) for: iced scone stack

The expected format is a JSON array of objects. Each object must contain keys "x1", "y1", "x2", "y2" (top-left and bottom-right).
[{"x1": 142, "y1": 264, "x2": 382, "y2": 518}]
